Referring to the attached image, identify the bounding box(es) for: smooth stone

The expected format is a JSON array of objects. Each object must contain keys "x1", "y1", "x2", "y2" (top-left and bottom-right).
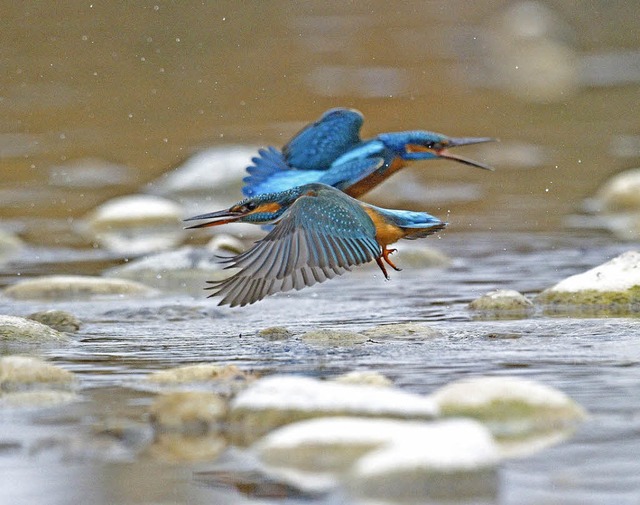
[
  {"x1": 347, "y1": 419, "x2": 499, "y2": 503},
  {"x1": 3, "y1": 275, "x2": 156, "y2": 300},
  {"x1": 331, "y1": 371, "x2": 393, "y2": 388},
  {"x1": 0, "y1": 356, "x2": 75, "y2": 391},
  {"x1": 537, "y1": 251, "x2": 640, "y2": 308},
  {"x1": 258, "y1": 326, "x2": 293, "y2": 340},
  {"x1": 146, "y1": 364, "x2": 252, "y2": 385},
  {"x1": 229, "y1": 375, "x2": 439, "y2": 445},
  {"x1": 148, "y1": 392, "x2": 228, "y2": 435},
  {"x1": 84, "y1": 194, "x2": 184, "y2": 254},
  {"x1": 594, "y1": 168, "x2": 640, "y2": 212},
  {"x1": 0, "y1": 390, "x2": 80, "y2": 408},
  {"x1": 361, "y1": 322, "x2": 441, "y2": 340},
  {"x1": 469, "y1": 289, "x2": 534, "y2": 318},
  {"x1": 103, "y1": 246, "x2": 235, "y2": 292},
  {"x1": 147, "y1": 146, "x2": 257, "y2": 212},
  {"x1": 27, "y1": 310, "x2": 81, "y2": 332},
  {"x1": 430, "y1": 376, "x2": 586, "y2": 438},
  {"x1": 301, "y1": 329, "x2": 369, "y2": 346},
  {"x1": 0, "y1": 315, "x2": 69, "y2": 343}
]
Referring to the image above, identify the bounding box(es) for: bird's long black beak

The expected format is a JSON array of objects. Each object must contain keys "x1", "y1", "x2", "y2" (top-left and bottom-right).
[
  {"x1": 439, "y1": 137, "x2": 496, "y2": 171},
  {"x1": 183, "y1": 208, "x2": 244, "y2": 229}
]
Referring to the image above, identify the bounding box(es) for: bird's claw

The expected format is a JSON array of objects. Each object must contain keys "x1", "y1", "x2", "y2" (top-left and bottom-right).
[{"x1": 382, "y1": 247, "x2": 402, "y2": 272}]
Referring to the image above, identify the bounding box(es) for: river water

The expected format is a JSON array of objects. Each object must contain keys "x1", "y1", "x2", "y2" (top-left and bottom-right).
[{"x1": 1, "y1": 1, "x2": 640, "y2": 504}]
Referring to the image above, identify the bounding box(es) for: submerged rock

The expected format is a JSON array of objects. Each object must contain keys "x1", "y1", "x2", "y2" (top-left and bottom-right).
[
  {"x1": 361, "y1": 322, "x2": 441, "y2": 340},
  {"x1": 84, "y1": 194, "x2": 184, "y2": 254},
  {"x1": 469, "y1": 289, "x2": 534, "y2": 318},
  {"x1": 0, "y1": 315, "x2": 69, "y2": 343},
  {"x1": 0, "y1": 356, "x2": 75, "y2": 391},
  {"x1": 430, "y1": 376, "x2": 586, "y2": 440},
  {"x1": 3, "y1": 275, "x2": 156, "y2": 300},
  {"x1": 301, "y1": 329, "x2": 369, "y2": 346},
  {"x1": 229, "y1": 375, "x2": 438, "y2": 445},
  {"x1": 258, "y1": 326, "x2": 293, "y2": 340},
  {"x1": 27, "y1": 310, "x2": 82, "y2": 332},
  {"x1": 148, "y1": 391, "x2": 227, "y2": 435},
  {"x1": 537, "y1": 251, "x2": 640, "y2": 311}
]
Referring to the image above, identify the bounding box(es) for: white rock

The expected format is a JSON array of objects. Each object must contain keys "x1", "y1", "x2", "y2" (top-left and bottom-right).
[
  {"x1": 545, "y1": 251, "x2": 640, "y2": 293},
  {"x1": 430, "y1": 376, "x2": 586, "y2": 437},
  {"x1": 469, "y1": 289, "x2": 534, "y2": 313},
  {"x1": 229, "y1": 375, "x2": 438, "y2": 445},
  {"x1": 84, "y1": 194, "x2": 184, "y2": 254},
  {"x1": 147, "y1": 146, "x2": 256, "y2": 206},
  {"x1": 0, "y1": 315, "x2": 68, "y2": 342},
  {"x1": 3, "y1": 275, "x2": 155, "y2": 300}
]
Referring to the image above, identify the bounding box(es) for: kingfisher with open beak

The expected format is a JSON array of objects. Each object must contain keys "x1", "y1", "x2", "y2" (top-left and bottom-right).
[
  {"x1": 185, "y1": 183, "x2": 446, "y2": 307},
  {"x1": 243, "y1": 107, "x2": 495, "y2": 198}
]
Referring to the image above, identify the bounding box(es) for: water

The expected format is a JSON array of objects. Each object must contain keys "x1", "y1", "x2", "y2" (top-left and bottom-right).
[{"x1": 2, "y1": 1, "x2": 640, "y2": 504}]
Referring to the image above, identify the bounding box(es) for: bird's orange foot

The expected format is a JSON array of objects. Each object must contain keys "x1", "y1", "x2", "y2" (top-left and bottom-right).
[{"x1": 382, "y1": 247, "x2": 402, "y2": 272}]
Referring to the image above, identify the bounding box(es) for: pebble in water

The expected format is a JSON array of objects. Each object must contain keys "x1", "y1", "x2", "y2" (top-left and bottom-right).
[
  {"x1": 3, "y1": 275, "x2": 156, "y2": 300},
  {"x1": 84, "y1": 194, "x2": 185, "y2": 254},
  {"x1": 361, "y1": 322, "x2": 442, "y2": 341},
  {"x1": 469, "y1": 289, "x2": 534, "y2": 319},
  {"x1": 331, "y1": 371, "x2": 393, "y2": 388}
]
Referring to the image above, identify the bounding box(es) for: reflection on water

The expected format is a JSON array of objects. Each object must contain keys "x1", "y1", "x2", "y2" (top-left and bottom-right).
[{"x1": 1, "y1": 1, "x2": 640, "y2": 504}]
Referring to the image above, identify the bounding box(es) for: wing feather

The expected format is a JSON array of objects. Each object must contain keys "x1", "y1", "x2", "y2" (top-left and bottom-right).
[{"x1": 207, "y1": 185, "x2": 381, "y2": 306}]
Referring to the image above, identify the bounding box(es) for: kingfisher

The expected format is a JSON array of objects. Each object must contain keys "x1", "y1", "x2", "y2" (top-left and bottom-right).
[
  {"x1": 243, "y1": 108, "x2": 495, "y2": 198},
  {"x1": 185, "y1": 183, "x2": 446, "y2": 307}
]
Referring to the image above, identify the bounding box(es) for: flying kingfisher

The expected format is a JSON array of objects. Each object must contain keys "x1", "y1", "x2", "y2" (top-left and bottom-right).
[
  {"x1": 185, "y1": 183, "x2": 446, "y2": 307},
  {"x1": 243, "y1": 108, "x2": 495, "y2": 198}
]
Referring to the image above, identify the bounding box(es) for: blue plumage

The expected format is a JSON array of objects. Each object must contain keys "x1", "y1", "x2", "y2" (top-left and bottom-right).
[
  {"x1": 243, "y1": 108, "x2": 495, "y2": 198},
  {"x1": 184, "y1": 183, "x2": 446, "y2": 307}
]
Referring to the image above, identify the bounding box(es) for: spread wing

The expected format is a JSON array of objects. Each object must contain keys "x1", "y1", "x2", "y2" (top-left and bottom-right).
[
  {"x1": 207, "y1": 187, "x2": 381, "y2": 307},
  {"x1": 283, "y1": 108, "x2": 364, "y2": 170}
]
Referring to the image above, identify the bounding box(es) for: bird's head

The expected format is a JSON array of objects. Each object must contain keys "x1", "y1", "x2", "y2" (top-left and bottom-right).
[
  {"x1": 184, "y1": 188, "x2": 304, "y2": 229},
  {"x1": 377, "y1": 131, "x2": 496, "y2": 171}
]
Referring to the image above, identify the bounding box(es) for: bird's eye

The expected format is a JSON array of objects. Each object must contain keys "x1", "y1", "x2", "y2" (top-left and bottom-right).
[{"x1": 244, "y1": 201, "x2": 258, "y2": 212}]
